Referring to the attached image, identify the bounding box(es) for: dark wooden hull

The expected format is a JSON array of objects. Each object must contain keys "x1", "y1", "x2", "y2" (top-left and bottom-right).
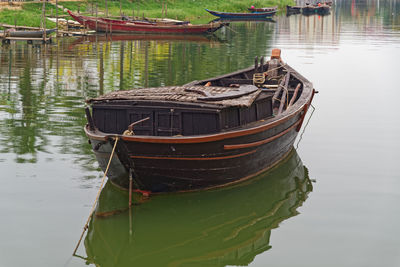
[
  {"x1": 301, "y1": 6, "x2": 317, "y2": 15},
  {"x1": 87, "y1": 113, "x2": 301, "y2": 192},
  {"x1": 316, "y1": 5, "x2": 331, "y2": 15},
  {"x1": 286, "y1": 5, "x2": 302, "y2": 15},
  {"x1": 301, "y1": 5, "x2": 331, "y2": 15}
]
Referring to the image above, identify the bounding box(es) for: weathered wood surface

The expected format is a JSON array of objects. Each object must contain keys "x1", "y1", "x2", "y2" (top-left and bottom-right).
[
  {"x1": 277, "y1": 72, "x2": 291, "y2": 114},
  {"x1": 272, "y1": 73, "x2": 289, "y2": 106},
  {"x1": 0, "y1": 23, "x2": 42, "y2": 30},
  {"x1": 288, "y1": 83, "x2": 301, "y2": 108},
  {"x1": 88, "y1": 85, "x2": 262, "y2": 107},
  {"x1": 197, "y1": 85, "x2": 258, "y2": 101},
  {"x1": 128, "y1": 117, "x2": 150, "y2": 131},
  {"x1": 1, "y1": 36, "x2": 51, "y2": 41}
]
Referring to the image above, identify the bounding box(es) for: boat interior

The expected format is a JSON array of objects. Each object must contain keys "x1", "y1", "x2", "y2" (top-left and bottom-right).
[{"x1": 87, "y1": 50, "x2": 304, "y2": 137}]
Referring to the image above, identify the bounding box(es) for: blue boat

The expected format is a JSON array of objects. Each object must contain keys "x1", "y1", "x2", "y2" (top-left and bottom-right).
[{"x1": 206, "y1": 9, "x2": 276, "y2": 19}]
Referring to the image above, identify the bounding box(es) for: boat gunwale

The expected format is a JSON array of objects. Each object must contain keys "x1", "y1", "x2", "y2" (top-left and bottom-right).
[{"x1": 84, "y1": 98, "x2": 307, "y2": 143}]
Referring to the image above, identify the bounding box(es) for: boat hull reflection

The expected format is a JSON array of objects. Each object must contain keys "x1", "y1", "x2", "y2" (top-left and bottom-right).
[
  {"x1": 71, "y1": 33, "x2": 223, "y2": 45},
  {"x1": 84, "y1": 149, "x2": 313, "y2": 266}
]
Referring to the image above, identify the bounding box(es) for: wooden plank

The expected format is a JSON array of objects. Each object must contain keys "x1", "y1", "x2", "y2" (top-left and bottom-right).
[
  {"x1": 197, "y1": 85, "x2": 258, "y2": 101},
  {"x1": 0, "y1": 23, "x2": 42, "y2": 31},
  {"x1": 288, "y1": 83, "x2": 301, "y2": 108},
  {"x1": 220, "y1": 78, "x2": 253, "y2": 85},
  {"x1": 2, "y1": 37, "x2": 51, "y2": 41},
  {"x1": 277, "y1": 88, "x2": 287, "y2": 114},
  {"x1": 276, "y1": 73, "x2": 290, "y2": 114},
  {"x1": 272, "y1": 73, "x2": 289, "y2": 106}
]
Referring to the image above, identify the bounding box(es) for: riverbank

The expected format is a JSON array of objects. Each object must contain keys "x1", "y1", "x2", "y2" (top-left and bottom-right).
[{"x1": 0, "y1": 0, "x2": 294, "y2": 28}]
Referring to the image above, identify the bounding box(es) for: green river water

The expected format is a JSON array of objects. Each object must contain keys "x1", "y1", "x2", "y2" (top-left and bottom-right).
[{"x1": 0, "y1": 0, "x2": 399, "y2": 266}]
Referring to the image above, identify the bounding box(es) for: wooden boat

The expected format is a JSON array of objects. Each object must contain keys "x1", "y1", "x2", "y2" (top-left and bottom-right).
[
  {"x1": 68, "y1": 10, "x2": 224, "y2": 34},
  {"x1": 0, "y1": 28, "x2": 56, "y2": 38},
  {"x1": 301, "y1": 3, "x2": 331, "y2": 16},
  {"x1": 315, "y1": 4, "x2": 331, "y2": 15},
  {"x1": 84, "y1": 49, "x2": 315, "y2": 193},
  {"x1": 83, "y1": 150, "x2": 312, "y2": 265},
  {"x1": 301, "y1": 4, "x2": 317, "y2": 15},
  {"x1": 286, "y1": 5, "x2": 302, "y2": 15},
  {"x1": 67, "y1": 10, "x2": 189, "y2": 26},
  {"x1": 206, "y1": 9, "x2": 276, "y2": 19},
  {"x1": 248, "y1": 6, "x2": 278, "y2": 12},
  {"x1": 121, "y1": 15, "x2": 190, "y2": 25},
  {"x1": 68, "y1": 10, "x2": 151, "y2": 26}
]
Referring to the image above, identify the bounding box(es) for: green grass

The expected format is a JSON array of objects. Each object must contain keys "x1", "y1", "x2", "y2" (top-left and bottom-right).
[
  {"x1": 0, "y1": 0, "x2": 295, "y2": 28},
  {"x1": 0, "y1": 3, "x2": 57, "y2": 28}
]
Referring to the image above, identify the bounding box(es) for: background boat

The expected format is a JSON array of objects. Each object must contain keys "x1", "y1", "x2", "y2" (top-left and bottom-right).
[
  {"x1": 316, "y1": 4, "x2": 331, "y2": 15},
  {"x1": 286, "y1": 5, "x2": 302, "y2": 15},
  {"x1": 206, "y1": 9, "x2": 276, "y2": 19},
  {"x1": 0, "y1": 28, "x2": 56, "y2": 38},
  {"x1": 68, "y1": 10, "x2": 225, "y2": 34},
  {"x1": 301, "y1": 5, "x2": 317, "y2": 15},
  {"x1": 248, "y1": 6, "x2": 278, "y2": 12},
  {"x1": 301, "y1": 4, "x2": 331, "y2": 16},
  {"x1": 67, "y1": 10, "x2": 188, "y2": 26}
]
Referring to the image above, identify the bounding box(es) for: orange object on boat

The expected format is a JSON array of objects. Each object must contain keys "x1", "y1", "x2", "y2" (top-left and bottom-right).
[{"x1": 271, "y1": 48, "x2": 281, "y2": 60}]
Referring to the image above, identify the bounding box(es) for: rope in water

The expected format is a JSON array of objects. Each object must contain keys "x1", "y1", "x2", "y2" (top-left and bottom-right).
[
  {"x1": 224, "y1": 24, "x2": 239, "y2": 34},
  {"x1": 72, "y1": 136, "x2": 119, "y2": 256},
  {"x1": 296, "y1": 104, "x2": 315, "y2": 149}
]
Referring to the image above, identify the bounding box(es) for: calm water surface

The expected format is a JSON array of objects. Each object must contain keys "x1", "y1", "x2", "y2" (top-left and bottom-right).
[{"x1": 0, "y1": 0, "x2": 399, "y2": 266}]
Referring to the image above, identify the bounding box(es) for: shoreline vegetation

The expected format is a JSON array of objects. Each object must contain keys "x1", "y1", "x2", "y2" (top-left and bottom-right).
[{"x1": 0, "y1": 0, "x2": 294, "y2": 29}]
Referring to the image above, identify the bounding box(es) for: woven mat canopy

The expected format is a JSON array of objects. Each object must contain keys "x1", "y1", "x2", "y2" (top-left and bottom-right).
[{"x1": 87, "y1": 85, "x2": 261, "y2": 107}]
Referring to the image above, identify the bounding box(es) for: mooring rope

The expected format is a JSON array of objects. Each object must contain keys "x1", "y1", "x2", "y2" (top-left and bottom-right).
[
  {"x1": 264, "y1": 63, "x2": 286, "y2": 75},
  {"x1": 295, "y1": 104, "x2": 315, "y2": 149},
  {"x1": 224, "y1": 24, "x2": 239, "y2": 34},
  {"x1": 72, "y1": 136, "x2": 120, "y2": 256}
]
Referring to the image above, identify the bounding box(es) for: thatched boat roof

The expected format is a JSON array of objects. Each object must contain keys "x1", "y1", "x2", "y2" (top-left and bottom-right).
[{"x1": 87, "y1": 85, "x2": 262, "y2": 108}]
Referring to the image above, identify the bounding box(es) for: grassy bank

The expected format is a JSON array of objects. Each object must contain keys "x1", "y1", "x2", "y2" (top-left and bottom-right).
[
  {"x1": 0, "y1": 0, "x2": 294, "y2": 28},
  {"x1": 0, "y1": 3, "x2": 58, "y2": 28}
]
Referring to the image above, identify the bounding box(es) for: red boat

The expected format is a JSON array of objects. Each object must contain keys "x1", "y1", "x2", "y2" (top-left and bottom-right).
[{"x1": 68, "y1": 10, "x2": 225, "y2": 34}]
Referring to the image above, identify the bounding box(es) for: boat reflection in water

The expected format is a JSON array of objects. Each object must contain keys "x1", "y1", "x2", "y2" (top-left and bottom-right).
[
  {"x1": 83, "y1": 149, "x2": 313, "y2": 266},
  {"x1": 69, "y1": 33, "x2": 224, "y2": 47}
]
